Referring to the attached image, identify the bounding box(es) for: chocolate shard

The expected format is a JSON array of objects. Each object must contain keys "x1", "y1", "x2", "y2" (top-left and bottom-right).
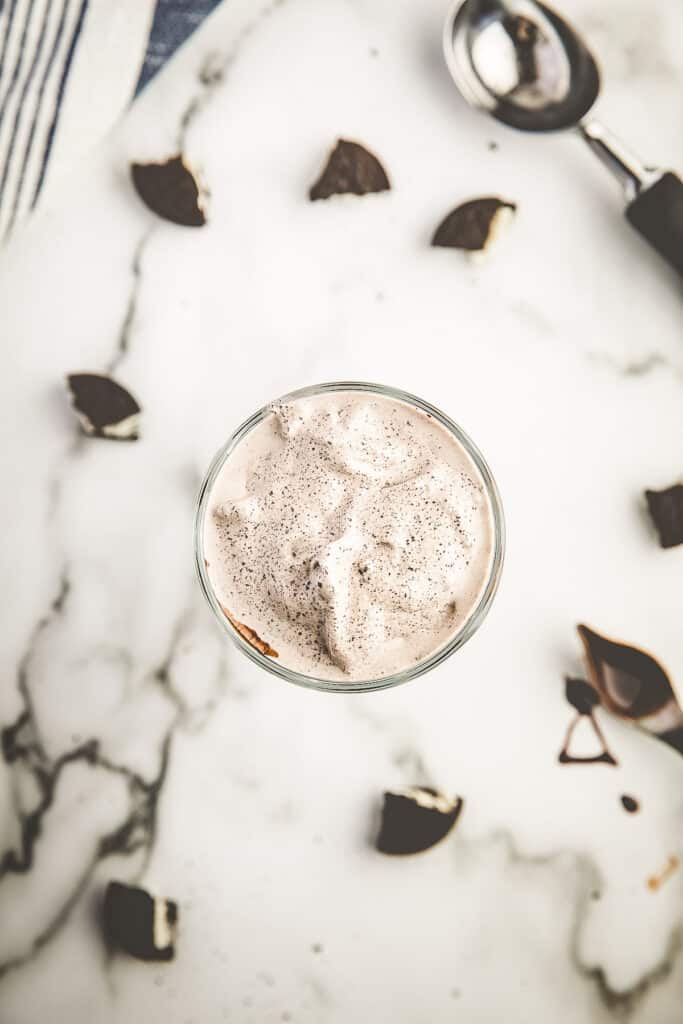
[
  {"x1": 645, "y1": 483, "x2": 683, "y2": 549},
  {"x1": 432, "y1": 196, "x2": 516, "y2": 253},
  {"x1": 577, "y1": 624, "x2": 678, "y2": 721},
  {"x1": 66, "y1": 373, "x2": 141, "y2": 441},
  {"x1": 103, "y1": 881, "x2": 178, "y2": 961},
  {"x1": 564, "y1": 677, "x2": 599, "y2": 715},
  {"x1": 131, "y1": 155, "x2": 206, "y2": 226},
  {"x1": 376, "y1": 786, "x2": 463, "y2": 855},
  {"x1": 309, "y1": 139, "x2": 390, "y2": 201},
  {"x1": 219, "y1": 604, "x2": 278, "y2": 658}
]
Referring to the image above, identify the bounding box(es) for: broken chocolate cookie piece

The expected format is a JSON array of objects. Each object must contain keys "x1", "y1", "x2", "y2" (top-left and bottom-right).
[
  {"x1": 577, "y1": 624, "x2": 679, "y2": 723},
  {"x1": 309, "y1": 139, "x2": 390, "y2": 201},
  {"x1": 645, "y1": 483, "x2": 683, "y2": 549},
  {"x1": 131, "y1": 155, "x2": 206, "y2": 226},
  {"x1": 66, "y1": 373, "x2": 141, "y2": 440},
  {"x1": 103, "y1": 881, "x2": 177, "y2": 961},
  {"x1": 432, "y1": 197, "x2": 516, "y2": 253},
  {"x1": 220, "y1": 604, "x2": 278, "y2": 658},
  {"x1": 376, "y1": 786, "x2": 463, "y2": 855}
]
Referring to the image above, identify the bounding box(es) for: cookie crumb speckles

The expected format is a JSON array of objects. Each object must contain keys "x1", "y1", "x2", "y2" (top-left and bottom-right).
[
  {"x1": 66, "y1": 373, "x2": 141, "y2": 441},
  {"x1": 131, "y1": 155, "x2": 206, "y2": 226},
  {"x1": 309, "y1": 139, "x2": 390, "y2": 200},
  {"x1": 203, "y1": 391, "x2": 495, "y2": 682},
  {"x1": 645, "y1": 483, "x2": 683, "y2": 548},
  {"x1": 375, "y1": 786, "x2": 463, "y2": 855},
  {"x1": 432, "y1": 197, "x2": 516, "y2": 254}
]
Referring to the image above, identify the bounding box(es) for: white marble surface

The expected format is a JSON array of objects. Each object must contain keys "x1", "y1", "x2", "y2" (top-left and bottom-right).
[{"x1": 1, "y1": 0, "x2": 683, "y2": 1021}]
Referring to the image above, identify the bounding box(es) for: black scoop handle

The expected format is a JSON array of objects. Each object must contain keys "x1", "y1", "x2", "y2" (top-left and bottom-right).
[{"x1": 626, "y1": 173, "x2": 683, "y2": 276}]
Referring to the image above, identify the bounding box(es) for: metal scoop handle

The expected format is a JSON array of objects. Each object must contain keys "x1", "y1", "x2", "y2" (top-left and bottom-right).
[{"x1": 579, "y1": 121, "x2": 683, "y2": 277}]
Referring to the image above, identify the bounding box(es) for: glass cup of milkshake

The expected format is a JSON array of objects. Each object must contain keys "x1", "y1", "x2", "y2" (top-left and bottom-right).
[{"x1": 194, "y1": 382, "x2": 504, "y2": 692}]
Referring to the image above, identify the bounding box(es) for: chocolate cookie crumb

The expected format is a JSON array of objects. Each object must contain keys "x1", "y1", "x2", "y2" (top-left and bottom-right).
[
  {"x1": 131, "y1": 155, "x2": 206, "y2": 226},
  {"x1": 375, "y1": 786, "x2": 463, "y2": 855},
  {"x1": 645, "y1": 483, "x2": 683, "y2": 549},
  {"x1": 66, "y1": 373, "x2": 141, "y2": 441},
  {"x1": 432, "y1": 197, "x2": 516, "y2": 253},
  {"x1": 309, "y1": 139, "x2": 390, "y2": 200}
]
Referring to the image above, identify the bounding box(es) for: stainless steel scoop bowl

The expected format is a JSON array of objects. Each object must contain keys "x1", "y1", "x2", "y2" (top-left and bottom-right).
[{"x1": 443, "y1": 0, "x2": 683, "y2": 275}]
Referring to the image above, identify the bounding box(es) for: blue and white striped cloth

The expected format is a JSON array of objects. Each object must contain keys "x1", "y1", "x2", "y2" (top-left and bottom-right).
[{"x1": 0, "y1": 0, "x2": 222, "y2": 243}]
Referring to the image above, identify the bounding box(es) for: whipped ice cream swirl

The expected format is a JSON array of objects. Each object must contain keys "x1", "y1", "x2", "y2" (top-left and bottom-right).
[{"x1": 204, "y1": 391, "x2": 495, "y2": 682}]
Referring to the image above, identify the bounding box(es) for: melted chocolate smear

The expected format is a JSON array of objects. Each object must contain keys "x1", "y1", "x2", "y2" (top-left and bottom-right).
[
  {"x1": 645, "y1": 483, "x2": 683, "y2": 549},
  {"x1": 578, "y1": 624, "x2": 676, "y2": 720},
  {"x1": 131, "y1": 155, "x2": 206, "y2": 226},
  {"x1": 103, "y1": 881, "x2": 177, "y2": 961},
  {"x1": 66, "y1": 373, "x2": 141, "y2": 441},
  {"x1": 620, "y1": 795, "x2": 639, "y2": 813},
  {"x1": 309, "y1": 139, "x2": 390, "y2": 200},
  {"x1": 431, "y1": 197, "x2": 516, "y2": 252},
  {"x1": 565, "y1": 677, "x2": 599, "y2": 715},
  {"x1": 558, "y1": 691, "x2": 618, "y2": 767},
  {"x1": 375, "y1": 786, "x2": 463, "y2": 855}
]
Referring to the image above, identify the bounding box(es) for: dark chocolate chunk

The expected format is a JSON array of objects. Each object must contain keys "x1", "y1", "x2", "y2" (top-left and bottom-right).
[
  {"x1": 564, "y1": 677, "x2": 599, "y2": 715},
  {"x1": 66, "y1": 373, "x2": 141, "y2": 441},
  {"x1": 620, "y1": 795, "x2": 639, "y2": 813},
  {"x1": 375, "y1": 786, "x2": 462, "y2": 855},
  {"x1": 645, "y1": 483, "x2": 683, "y2": 549},
  {"x1": 432, "y1": 197, "x2": 516, "y2": 252},
  {"x1": 577, "y1": 624, "x2": 677, "y2": 720},
  {"x1": 131, "y1": 155, "x2": 206, "y2": 226},
  {"x1": 309, "y1": 139, "x2": 390, "y2": 201},
  {"x1": 103, "y1": 881, "x2": 177, "y2": 961}
]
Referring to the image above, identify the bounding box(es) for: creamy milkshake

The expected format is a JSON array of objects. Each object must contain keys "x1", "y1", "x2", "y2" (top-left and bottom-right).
[{"x1": 196, "y1": 383, "x2": 503, "y2": 689}]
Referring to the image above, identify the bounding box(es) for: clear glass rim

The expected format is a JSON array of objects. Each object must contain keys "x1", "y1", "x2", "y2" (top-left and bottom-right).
[{"x1": 193, "y1": 381, "x2": 505, "y2": 693}]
